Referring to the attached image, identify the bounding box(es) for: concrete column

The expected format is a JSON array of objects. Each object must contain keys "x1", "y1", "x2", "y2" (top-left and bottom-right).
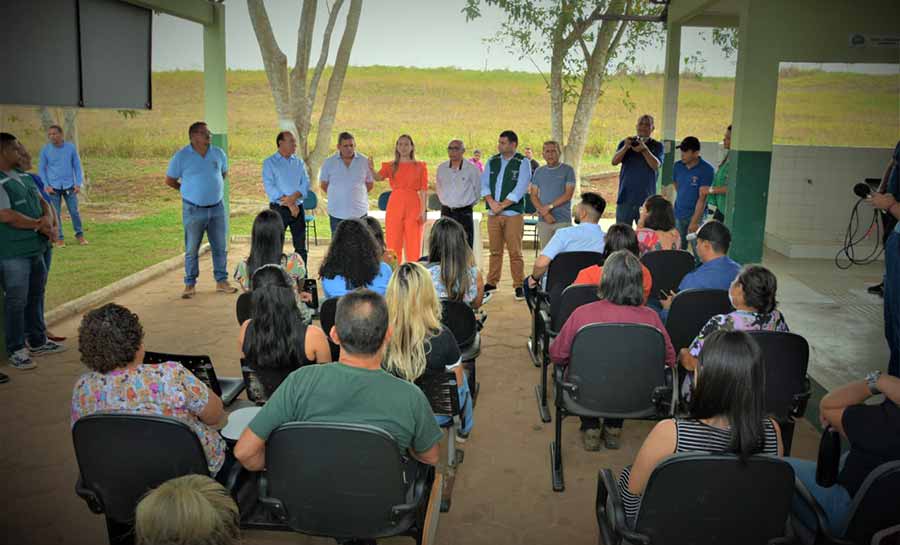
[
  {"x1": 659, "y1": 23, "x2": 681, "y2": 194},
  {"x1": 726, "y1": 0, "x2": 780, "y2": 264},
  {"x1": 203, "y1": 3, "x2": 229, "y2": 223}
]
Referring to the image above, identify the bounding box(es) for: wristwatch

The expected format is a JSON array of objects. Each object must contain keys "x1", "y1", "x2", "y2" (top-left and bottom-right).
[
  {"x1": 548, "y1": 203, "x2": 554, "y2": 210},
  {"x1": 866, "y1": 370, "x2": 882, "y2": 395}
]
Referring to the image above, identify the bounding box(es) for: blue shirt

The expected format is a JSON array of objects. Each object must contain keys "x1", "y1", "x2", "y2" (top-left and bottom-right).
[
  {"x1": 39, "y1": 141, "x2": 83, "y2": 189},
  {"x1": 673, "y1": 158, "x2": 715, "y2": 220},
  {"x1": 678, "y1": 255, "x2": 741, "y2": 291},
  {"x1": 27, "y1": 172, "x2": 51, "y2": 202},
  {"x1": 166, "y1": 144, "x2": 228, "y2": 207},
  {"x1": 888, "y1": 141, "x2": 900, "y2": 199},
  {"x1": 322, "y1": 261, "x2": 393, "y2": 299},
  {"x1": 480, "y1": 154, "x2": 532, "y2": 216},
  {"x1": 616, "y1": 139, "x2": 664, "y2": 206},
  {"x1": 319, "y1": 152, "x2": 373, "y2": 220},
  {"x1": 540, "y1": 222, "x2": 606, "y2": 260},
  {"x1": 262, "y1": 152, "x2": 309, "y2": 206}
]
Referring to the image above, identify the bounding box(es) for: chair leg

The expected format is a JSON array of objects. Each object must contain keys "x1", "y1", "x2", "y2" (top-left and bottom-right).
[
  {"x1": 447, "y1": 426, "x2": 457, "y2": 468},
  {"x1": 781, "y1": 419, "x2": 796, "y2": 457},
  {"x1": 528, "y1": 312, "x2": 542, "y2": 368},
  {"x1": 550, "y1": 406, "x2": 565, "y2": 492},
  {"x1": 535, "y1": 356, "x2": 551, "y2": 422},
  {"x1": 313, "y1": 221, "x2": 318, "y2": 246}
]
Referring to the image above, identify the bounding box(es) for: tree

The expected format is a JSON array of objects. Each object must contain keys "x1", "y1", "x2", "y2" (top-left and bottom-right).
[
  {"x1": 247, "y1": 0, "x2": 362, "y2": 191},
  {"x1": 464, "y1": 0, "x2": 664, "y2": 186}
]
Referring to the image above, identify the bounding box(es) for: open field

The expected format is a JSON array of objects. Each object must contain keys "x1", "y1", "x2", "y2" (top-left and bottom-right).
[{"x1": 1, "y1": 66, "x2": 897, "y2": 307}]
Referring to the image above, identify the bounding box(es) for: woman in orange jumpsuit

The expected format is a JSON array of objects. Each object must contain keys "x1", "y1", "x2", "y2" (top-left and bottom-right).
[{"x1": 369, "y1": 134, "x2": 428, "y2": 263}]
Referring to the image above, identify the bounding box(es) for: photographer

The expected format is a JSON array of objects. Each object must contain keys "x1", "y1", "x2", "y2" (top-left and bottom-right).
[
  {"x1": 870, "y1": 185, "x2": 900, "y2": 377},
  {"x1": 868, "y1": 139, "x2": 900, "y2": 297},
  {"x1": 612, "y1": 114, "x2": 664, "y2": 227}
]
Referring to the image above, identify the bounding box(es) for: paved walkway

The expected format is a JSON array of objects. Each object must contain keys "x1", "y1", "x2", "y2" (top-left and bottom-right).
[{"x1": 0, "y1": 241, "x2": 831, "y2": 544}]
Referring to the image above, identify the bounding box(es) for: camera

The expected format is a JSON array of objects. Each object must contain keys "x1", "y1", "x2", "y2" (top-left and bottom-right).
[
  {"x1": 853, "y1": 178, "x2": 881, "y2": 198},
  {"x1": 630, "y1": 136, "x2": 647, "y2": 147}
]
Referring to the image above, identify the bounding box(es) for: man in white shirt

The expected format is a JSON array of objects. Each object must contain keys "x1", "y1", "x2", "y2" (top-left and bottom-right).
[
  {"x1": 318, "y1": 132, "x2": 374, "y2": 235},
  {"x1": 435, "y1": 139, "x2": 481, "y2": 248}
]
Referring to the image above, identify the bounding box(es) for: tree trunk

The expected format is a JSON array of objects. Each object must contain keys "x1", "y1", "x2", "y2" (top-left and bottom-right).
[
  {"x1": 63, "y1": 108, "x2": 88, "y2": 194},
  {"x1": 549, "y1": 42, "x2": 565, "y2": 153},
  {"x1": 247, "y1": 0, "x2": 293, "y2": 129}
]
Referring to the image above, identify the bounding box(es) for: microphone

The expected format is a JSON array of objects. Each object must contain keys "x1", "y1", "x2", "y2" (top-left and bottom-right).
[{"x1": 853, "y1": 182, "x2": 872, "y2": 198}]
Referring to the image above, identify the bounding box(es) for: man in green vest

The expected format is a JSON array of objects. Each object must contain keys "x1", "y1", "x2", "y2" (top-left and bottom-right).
[
  {"x1": 480, "y1": 130, "x2": 532, "y2": 301},
  {"x1": 0, "y1": 133, "x2": 64, "y2": 375}
]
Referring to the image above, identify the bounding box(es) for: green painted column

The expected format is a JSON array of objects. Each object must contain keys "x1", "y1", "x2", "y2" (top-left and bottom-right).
[
  {"x1": 659, "y1": 23, "x2": 682, "y2": 191},
  {"x1": 0, "y1": 290, "x2": 5, "y2": 363},
  {"x1": 203, "y1": 3, "x2": 229, "y2": 227},
  {"x1": 726, "y1": 0, "x2": 779, "y2": 264}
]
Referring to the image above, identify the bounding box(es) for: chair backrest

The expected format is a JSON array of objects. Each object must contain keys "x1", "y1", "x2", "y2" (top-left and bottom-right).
[
  {"x1": 72, "y1": 414, "x2": 210, "y2": 523},
  {"x1": 415, "y1": 370, "x2": 460, "y2": 417},
  {"x1": 746, "y1": 331, "x2": 809, "y2": 418},
  {"x1": 565, "y1": 323, "x2": 666, "y2": 418},
  {"x1": 319, "y1": 297, "x2": 341, "y2": 362},
  {"x1": 427, "y1": 193, "x2": 441, "y2": 211},
  {"x1": 303, "y1": 191, "x2": 318, "y2": 211},
  {"x1": 236, "y1": 291, "x2": 253, "y2": 325},
  {"x1": 551, "y1": 283, "x2": 600, "y2": 332},
  {"x1": 843, "y1": 460, "x2": 900, "y2": 544},
  {"x1": 440, "y1": 299, "x2": 477, "y2": 348},
  {"x1": 143, "y1": 351, "x2": 223, "y2": 397},
  {"x1": 634, "y1": 453, "x2": 795, "y2": 545},
  {"x1": 546, "y1": 251, "x2": 605, "y2": 321},
  {"x1": 378, "y1": 191, "x2": 392, "y2": 211},
  {"x1": 641, "y1": 250, "x2": 696, "y2": 301},
  {"x1": 665, "y1": 289, "x2": 733, "y2": 352},
  {"x1": 263, "y1": 422, "x2": 422, "y2": 538}
]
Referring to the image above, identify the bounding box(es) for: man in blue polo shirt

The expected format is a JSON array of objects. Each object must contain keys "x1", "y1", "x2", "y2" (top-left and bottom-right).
[
  {"x1": 165, "y1": 121, "x2": 237, "y2": 299},
  {"x1": 612, "y1": 114, "x2": 664, "y2": 227},
  {"x1": 319, "y1": 132, "x2": 373, "y2": 235},
  {"x1": 263, "y1": 131, "x2": 310, "y2": 264},
  {"x1": 672, "y1": 136, "x2": 714, "y2": 254},
  {"x1": 39, "y1": 124, "x2": 87, "y2": 247}
]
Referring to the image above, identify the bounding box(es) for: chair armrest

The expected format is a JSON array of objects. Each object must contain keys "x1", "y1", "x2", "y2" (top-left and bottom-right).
[
  {"x1": 257, "y1": 474, "x2": 288, "y2": 522},
  {"x1": 597, "y1": 469, "x2": 651, "y2": 545},
  {"x1": 392, "y1": 463, "x2": 432, "y2": 518},
  {"x1": 75, "y1": 477, "x2": 104, "y2": 514},
  {"x1": 792, "y1": 477, "x2": 847, "y2": 544},
  {"x1": 791, "y1": 377, "x2": 812, "y2": 418}
]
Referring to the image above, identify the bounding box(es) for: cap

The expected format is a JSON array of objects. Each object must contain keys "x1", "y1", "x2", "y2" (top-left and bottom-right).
[{"x1": 676, "y1": 136, "x2": 701, "y2": 151}]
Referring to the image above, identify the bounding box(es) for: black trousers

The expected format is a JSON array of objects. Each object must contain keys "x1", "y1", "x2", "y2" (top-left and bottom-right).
[
  {"x1": 270, "y1": 203, "x2": 307, "y2": 265},
  {"x1": 440, "y1": 204, "x2": 475, "y2": 249}
]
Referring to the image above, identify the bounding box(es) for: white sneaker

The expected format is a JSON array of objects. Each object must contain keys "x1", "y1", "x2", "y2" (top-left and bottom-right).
[
  {"x1": 28, "y1": 339, "x2": 67, "y2": 357},
  {"x1": 9, "y1": 349, "x2": 37, "y2": 370}
]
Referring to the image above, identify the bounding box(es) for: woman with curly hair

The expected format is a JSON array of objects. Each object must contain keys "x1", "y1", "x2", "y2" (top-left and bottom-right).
[
  {"x1": 70, "y1": 303, "x2": 227, "y2": 476},
  {"x1": 319, "y1": 218, "x2": 393, "y2": 299}
]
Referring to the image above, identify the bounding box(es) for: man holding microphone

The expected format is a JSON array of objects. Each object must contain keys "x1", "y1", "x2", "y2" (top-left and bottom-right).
[{"x1": 263, "y1": 131, "x2": 310, "y2": 264}]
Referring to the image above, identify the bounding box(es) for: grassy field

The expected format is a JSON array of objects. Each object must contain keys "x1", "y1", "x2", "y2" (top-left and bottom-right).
[{"x1": 2, "y1": 66, "x2": 896, "y2": 308}]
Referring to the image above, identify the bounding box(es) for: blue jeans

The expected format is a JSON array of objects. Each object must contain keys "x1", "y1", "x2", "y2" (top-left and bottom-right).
[
  {"x1": 675, "y1": 216, "x2": 698, "y2": 257},
  {"x1": 48, "y1": 188, "x2": 83, "y2": 239},
  {"x1": 182, "y1": 201, "x2": 228, "y2": 286},
  {"x1": 885, "y1": 230, "x2": 900, "y2": 377},
  {"x1": 329, "y1": 214, "x2": 367, "y2": 236},
  {"x1": 435, "y1": 375, "x2": 474, "y2": 435},
  {"x1": 785, "y1": 457, "x2": 852, "y2": 537},
  {"x1": 615, "y1": 203, "x2": 642, "y2": 227},
  {"x1": 37, "y1": 246, "x2": 52, "y2": 330},
  {"x1": 0, "y1": 255, "x2": 48, "y2": 354}
]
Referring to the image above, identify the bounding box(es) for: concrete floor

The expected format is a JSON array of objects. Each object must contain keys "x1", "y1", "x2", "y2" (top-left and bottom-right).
[{"x1": 0, "y1": 237, "x2": 870, "y2": 545}]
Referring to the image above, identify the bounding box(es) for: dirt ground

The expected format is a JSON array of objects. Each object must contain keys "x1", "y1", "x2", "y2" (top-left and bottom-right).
[{"x1": 0, "y1": 241, "x2": 820, "y2": 545}]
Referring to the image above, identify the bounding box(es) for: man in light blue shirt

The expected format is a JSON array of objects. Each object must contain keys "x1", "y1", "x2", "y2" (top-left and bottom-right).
[
  {"x1": 318, "y1": 132, "x2": 374, "y2": 235},
  {"x1": 165, "y1": 121, "x2": 237, "y2": 299},
  {"x1": 263, "y1": 131, "x2": 311, "y2": 264},
  {"x1": 39, "y1": 124, "x2": 86, "y2": 246},
  {"x1": 480, "y1": 130, "x2": 532, "y2": 301}
]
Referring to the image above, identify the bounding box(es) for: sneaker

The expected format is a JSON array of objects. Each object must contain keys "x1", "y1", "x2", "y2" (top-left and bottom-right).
[
  {"x1": 47, "y1": 332, "x2": 67, "y2": 342},
  {"x1": 9, "y1": 349, "x2": 36, "y2": 370},
  {"x1": 0, "y1": 372, "x2": 8, "y2": 383},
  {"x1": 76, "y1": 235, "x2": 89, "y2": 245},
  {"x1": 481, "y1": 291, "x2": 493, "y2": 305},
  {"x1": 582, "y1": 428, "x2": 603, "y2": 451},
  {"x1": 603, "y1": 425, "x2": 622, "y2": 450},
  {"x1": 28, "y1": 339, "x2": 66, "y2": 357},
  {"x1": 55, "y1": 240, "x2": 65, "y2": 248},
  {"x1": 216, "y1": 281, "x2": 238, "y2": 294},
  {"x1": 868, "y1": 283, "x2": 884, "y2": 297},
  {"x1": 514, "y1": 287, "x2": 525, "y2": 301},
  {"x1": 483, "y1": 283, "x2": 497, "y2": 293},
  {"x1": 182, "y1": 285, "x2": 196, "y2": 299}
]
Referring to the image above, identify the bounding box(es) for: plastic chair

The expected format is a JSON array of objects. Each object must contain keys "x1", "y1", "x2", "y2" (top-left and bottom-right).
[
  {"x1": 641, "y1": 249, "x2": 695, "y2": 306},
  {"x1": 143, "y1": 351, "x2": 244, "y2": 406},
  {"x1": 427, "y1": 193, "x2": 442, "y2": 211},
  {"x1": 235, "y1": 291, "x2": 252, "y2": 325},
  {"x1": 524, "y1": 198, "x2": 540, "y2": 255},
  {"x1": 440, "y1": 299, "x2": 481, "y2": 404},
  {"x1": 303, "y1": 192, "x2": 318, "y2": 246},
  {"x1": 550, "y1": 323, "x2": 669, "y2": 491},
  {"x1": 318, "y1": 296, "x2": 340, "y2": 362},
  {"x1": 597, "y1": 454, "x2": 796, "y2": 545},
  {"x1": 257, "y1": 422, "x2": 438, "y2": 543},
  {"x1": 378, "y1": 190, "x2": 392, "y2": 211},
  {"x1": 665, "y1": 288, "x2": 733, "y2": 352}
]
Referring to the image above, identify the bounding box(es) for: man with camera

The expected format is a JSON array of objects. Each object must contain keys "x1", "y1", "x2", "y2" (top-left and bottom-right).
[
  {"x1": 870, "y1": 156, "x2": 900, "y2": 378},
  {"x1": 611, "y1": 114, "x2": 664, "y2": 227},
  {"x1": 868, "y1": 140, "x2": 900, "y2": 297}
]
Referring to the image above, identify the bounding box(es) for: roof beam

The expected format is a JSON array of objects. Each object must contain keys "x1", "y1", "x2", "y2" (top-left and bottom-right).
[
  {"x1": 666, "y1": 0, "x2": 720, "y2": 26},
  {"x1": 681, "y1": 14, "x2": 739, "y2": 27},
  {"x1": 121, "y1": 0, "x2": 214, "y2": 26}
]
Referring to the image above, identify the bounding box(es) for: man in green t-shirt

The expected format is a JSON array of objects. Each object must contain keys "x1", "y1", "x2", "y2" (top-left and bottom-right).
[{"x1": 235, "y1": 290, "x2": 442, "y2": 470}]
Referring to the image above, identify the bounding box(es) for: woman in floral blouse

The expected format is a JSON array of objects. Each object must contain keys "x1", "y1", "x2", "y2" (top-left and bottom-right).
[{"x1": 70, "y1": 303, "x2": 227, "y2": 476}]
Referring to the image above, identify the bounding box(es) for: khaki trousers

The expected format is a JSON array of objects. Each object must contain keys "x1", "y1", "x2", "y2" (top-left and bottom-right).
[
  {"x1": 537, "y1": 220, "x2": 572, "y2": 250},
  {"x1": 487, "y1": 214, "x2": 525, "y2": 286}
]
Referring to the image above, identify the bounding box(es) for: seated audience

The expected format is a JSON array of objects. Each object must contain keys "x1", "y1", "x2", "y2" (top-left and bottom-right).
[
  {"x1": 319, "y1": 219, "x2": 393, "y2": 299},
  {"x1": 617, "y1": 330, "x2": 784, "y2": 527},
  {"x1": 233, "y1": 209, "x2": 312, "y2": 324},
  {"x1": 384, "y1": 262, "x2": 474, "y2": 437},
  {"x1": 550, "y1": 250, "x2": 675, "y2": 451},
  {"x1": 234, "y1": 289, "x2": 442, "y2": 470},
  {"x1": 426, "y1": 217, "x2": 485, "y2": 308},
  {"x1": 71, "y1": 303, "x2": 227, "y2": 476},
  {"x1": 238, "y1": 265, "x2": 332, "y2": 397},
  {"x1": 527, "y1": 192, "x2": 607, "y2": 287},
  {"x1": 636, "y1": 194, "x2": 681, "y2": 255},
  {"x1": 364, "y1": 215, "x2": 399, "y2": 270},
  {"x1": 135, "y1": 474, "x2": 240, "y2": 545},
  {"x1": 786, "y1": 373, "x2": 900, "y2": 538},
  {"x1": 573, "y1": 223, "x2": 654, "y2": 303}
]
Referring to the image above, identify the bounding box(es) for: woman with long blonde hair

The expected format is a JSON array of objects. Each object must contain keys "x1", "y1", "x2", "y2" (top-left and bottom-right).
[
  {"x1": 384, "y1": 262, "x2": 474, "y2": 437},
  {"x1": 368, "y1": 134, "x2": 428, "y2": 263}
]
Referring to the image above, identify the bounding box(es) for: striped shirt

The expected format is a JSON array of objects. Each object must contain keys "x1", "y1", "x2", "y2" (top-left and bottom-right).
[{"x1": 617, "y1": 418, "x2": 779, "y2": 525}]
